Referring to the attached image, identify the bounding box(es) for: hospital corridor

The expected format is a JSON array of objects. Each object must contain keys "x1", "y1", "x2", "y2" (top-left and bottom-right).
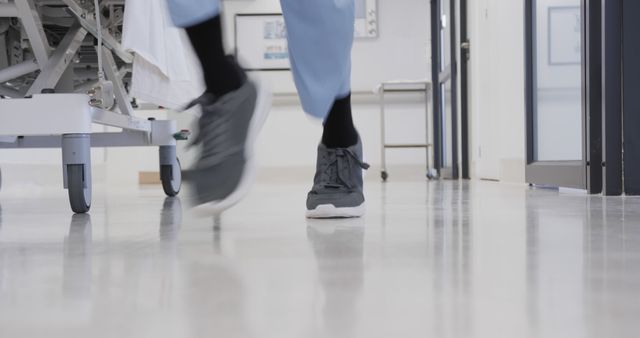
[{"x1": 1, "y1": 0, "x2": 640, "y2": 337}]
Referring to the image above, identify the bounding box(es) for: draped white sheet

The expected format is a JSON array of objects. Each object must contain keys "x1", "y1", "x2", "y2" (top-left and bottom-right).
[{"x1": 122, "y1": 0, "x2": 204, "y2": 109}]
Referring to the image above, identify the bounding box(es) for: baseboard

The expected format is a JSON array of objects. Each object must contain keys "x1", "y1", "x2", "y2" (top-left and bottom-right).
[{"x1": 139, "y1": 171, "x2": 161, "y2": 185}]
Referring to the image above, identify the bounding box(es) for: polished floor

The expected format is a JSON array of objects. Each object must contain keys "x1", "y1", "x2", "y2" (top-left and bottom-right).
[{"x1": 0, "y1": 177, "x2": 639, "y2": 338}]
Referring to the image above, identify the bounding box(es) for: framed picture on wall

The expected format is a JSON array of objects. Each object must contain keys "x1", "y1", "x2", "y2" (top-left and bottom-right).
[
  {"x1": 547, "y1": 6, "x2": 581, "y2": 65},
  {"x1": 234, "y1": 3, "x2": 379, "y2": 70},
  {"x1": 234, "y1": 14, "x2": 291, "y2": 71},
  {"x1": 355, "y1": 0, "x2": 378, "y2": 38}
]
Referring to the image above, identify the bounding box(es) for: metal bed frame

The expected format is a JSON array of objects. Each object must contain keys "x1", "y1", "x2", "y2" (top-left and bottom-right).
[{"x1": 0, "y1": 0, "x2": 186, "y2": 213}]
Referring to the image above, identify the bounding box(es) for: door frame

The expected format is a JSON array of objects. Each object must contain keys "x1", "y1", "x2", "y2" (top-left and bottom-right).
[
  {"x1": 431, "y1": 0, "x2": 460, "y2": 179},
  {"x1": 622, "y1": 0, "x2": 640, "y2": 195},
  {"x1": 460, "y1": 0, "x2": 470, "y2": 179},
  {"x1": 524, "y1": 0, "x2": 602, "y2": 192}
]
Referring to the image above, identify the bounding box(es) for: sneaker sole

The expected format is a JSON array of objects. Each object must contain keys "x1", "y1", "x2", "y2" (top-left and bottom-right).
[
  {"x1": 305, "y1": 203, "x2": 365, "y2": 219},
  {"x1": 192, "y1": 80, "x2": 272, "y2": 217}
]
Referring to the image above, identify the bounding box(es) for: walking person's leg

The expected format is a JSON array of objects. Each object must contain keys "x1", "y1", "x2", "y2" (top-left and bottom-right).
[
  {"x1": 280, "y1": 0, "x2": 369, "y2": 218},
  {"x1": 165, "y1": 0, "x2": 271, "y2": 214}
]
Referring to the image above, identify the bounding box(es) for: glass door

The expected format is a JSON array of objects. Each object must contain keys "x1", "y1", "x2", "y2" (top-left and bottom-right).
[
  {"x1": 431, "y1": 0, "x2": 459, "y2": 179},
  {"x1": 525, "y1": 0, "x2": 599, "y2": 191}
]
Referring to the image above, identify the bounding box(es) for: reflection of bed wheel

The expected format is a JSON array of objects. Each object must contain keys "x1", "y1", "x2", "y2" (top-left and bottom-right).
[
  {"x1": 381, "y1": 171, "x2": 389, "y2": 182},
  {"x1": 161, "y1": 158, "x2": 181, "y2": 197},
  {"x1": 67, "y1": 164, "x2": 91, "y2": 214}
]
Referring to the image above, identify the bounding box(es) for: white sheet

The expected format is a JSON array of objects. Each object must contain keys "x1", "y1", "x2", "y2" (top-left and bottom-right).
[{"x1": 122, "y1": 0, "x2": 204, "y2": 109}]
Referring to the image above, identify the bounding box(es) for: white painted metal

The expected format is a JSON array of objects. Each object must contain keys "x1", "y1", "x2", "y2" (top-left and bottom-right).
[
  {"x1": 151, "y1": 120, "x2": 178, "y2": 147},
  {"x1": 91, "y1": 108, "x2": 151, "y2": 132},
  {"x1": 27, "y1": 24, "x2": 87, "y2": 95},
  {"x1": 0, "y1": 3, "x2": 18, "y2": 18},
  {"x1": 61, "y1": 0, "x2": 133, "y2": 63},
  {"x1": 0, "y1": 94, "x2": 93, "y2": 136},
  {"x1": 100, "y1": 46, "x2": 134, "y2": 115},
  {"x1": 0, "y1": 59, "x2": 39, "y2": 83},
  {"x1": 14, "y1": 0, "x2": 51, "y2": 67}
]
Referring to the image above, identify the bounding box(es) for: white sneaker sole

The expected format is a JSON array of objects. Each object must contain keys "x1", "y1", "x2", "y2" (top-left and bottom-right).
[
  {"x1": 192, "y1": 80, "x2": 272, "y2": 217},
  {"x1": 305, "y1": 203, "x2": 365, "y2": 219}
]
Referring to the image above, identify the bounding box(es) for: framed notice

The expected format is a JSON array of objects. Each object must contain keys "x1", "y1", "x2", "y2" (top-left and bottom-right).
[
  {"x1": 355, "y1": 0, "x2": 378, "y2": 38},
  {"x1": 235, "y1": 14, "x2": 290, "y2": 71},
  {"x1": 234, "y1": 4, "x2": 379, "y2": 70}
]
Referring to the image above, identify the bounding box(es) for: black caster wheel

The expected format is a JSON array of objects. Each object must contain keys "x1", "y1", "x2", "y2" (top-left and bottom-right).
[
  {"x1": 381, "y1": 171, "x2": 389, "y2": 182},
  {"x1": 67, "y1": 164, "x2": 91, "y2": 214},
  {"x1": 161, "y1": 158, "x2": 182, "y2": 197}
]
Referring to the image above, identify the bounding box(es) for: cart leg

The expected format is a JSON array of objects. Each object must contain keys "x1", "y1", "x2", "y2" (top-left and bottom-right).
[
  {"x1": 159, "y1": 145, "x2": 181, "y2": 197},
  {"x1": 425, "y1": 85, "x2": 438, "y2": 180},
  {"x1": 62, "y1": 134, "x2": 92, "y2": 214},
  {"x1": 380, "y1": 87, "x2": 388, "y2": 182}
]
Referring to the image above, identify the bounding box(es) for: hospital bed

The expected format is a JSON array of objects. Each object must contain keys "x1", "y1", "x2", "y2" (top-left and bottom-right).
[{"x1": 0, "y1": 0, "x2": 186, "y2": 213}]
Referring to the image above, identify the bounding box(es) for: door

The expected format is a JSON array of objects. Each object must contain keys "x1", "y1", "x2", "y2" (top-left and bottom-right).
[
  {"x1": 431, "y1": 0, "x2": 459, "y2": 179},
  {"x1": 460, "y1": 0, "x2": 470, "y2": 179},
  {"x1": 524, "y1": 0, "x2": 600, "y2": 191}
]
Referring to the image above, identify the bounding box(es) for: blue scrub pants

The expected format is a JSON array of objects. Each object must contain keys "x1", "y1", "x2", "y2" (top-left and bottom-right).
[{"x1": 166, "y1": 0, "x2": 354, "y2": 119}]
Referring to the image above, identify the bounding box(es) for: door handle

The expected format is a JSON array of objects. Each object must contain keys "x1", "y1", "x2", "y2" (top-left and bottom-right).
[{"x1": 461, "y1": 40, "x2": 470, "y2": 60}]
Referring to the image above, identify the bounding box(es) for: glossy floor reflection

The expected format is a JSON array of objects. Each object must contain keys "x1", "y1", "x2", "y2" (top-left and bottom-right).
[{"x1": 0, "y1": 179, "x2": 639, "y2": 337}]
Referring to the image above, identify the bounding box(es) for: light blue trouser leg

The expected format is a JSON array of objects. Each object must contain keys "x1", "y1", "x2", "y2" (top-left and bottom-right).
[
  {"x1": 166, "y1": 0, "x2": 354, "y2": 120},
  {"x1": 166, "y1": 0, "x2": 220, "y2": 27},
  {"x1": 280, "y1": 0, "x2": 355, "y2": 120}
]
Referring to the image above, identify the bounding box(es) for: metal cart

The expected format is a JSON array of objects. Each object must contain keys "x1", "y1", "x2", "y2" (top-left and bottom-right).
[
  {"x1": 0, "y1": 0, "x2": 186, "y2": 213},
  {"x1": 378, "y1": 80, "x2": 437, "y2": 181}
]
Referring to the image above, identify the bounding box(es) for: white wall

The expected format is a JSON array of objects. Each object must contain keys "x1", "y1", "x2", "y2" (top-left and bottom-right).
[
  {"x1": 221, "y1": 0, "x2": 431, "y2": 94},
  {"x1": 469, "y1": 0, "x2": 526, "y2": 183}
]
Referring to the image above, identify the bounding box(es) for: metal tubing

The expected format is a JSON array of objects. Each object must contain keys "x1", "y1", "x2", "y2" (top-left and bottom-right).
[
  {"x1": 0, "y1": 3, "x2": 18, "y2": 17},
  {"x1": 378, "y1": 81, "x2": 434, "y2": 179},
  {"x1": 62, "y1": 0, "x2": 133, "y2": 63},
  {"x1": 0, "y1": 59, "x2": 39, "y2": 83},
  {"x1": 27, "y1": 24, "x2": 87, "y2": 95},
  {"x1": 380, "y1": 85, "x2": 387, "y2": 174},
  {"x1": 14, "y1": 0, "x2": 51, "y2": 66},
  {"x1": 100, "y1": 46, "x2": 134, "y2": 116}
]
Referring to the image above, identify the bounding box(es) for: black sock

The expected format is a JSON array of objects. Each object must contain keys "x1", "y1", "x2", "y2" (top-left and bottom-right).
[
  {"x1": 185, "y1": 15, "x2": 244, "y2": 98},
  {"x1": 321, "y1": 94, "x2": 358, "y2": 148}
]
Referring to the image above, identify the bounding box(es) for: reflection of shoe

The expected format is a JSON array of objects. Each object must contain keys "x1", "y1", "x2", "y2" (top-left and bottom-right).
[
  {"x1": 185, "y1": 79, "x2": 271, "y2": 215},
  {"x1": 306, "y1": 138, "x2": 369, "y2": 219}
]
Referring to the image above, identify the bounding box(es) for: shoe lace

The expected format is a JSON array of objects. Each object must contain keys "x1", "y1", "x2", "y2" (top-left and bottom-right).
[{"x1": 318, "y1": 148, "x2": 370, "y2": 191}]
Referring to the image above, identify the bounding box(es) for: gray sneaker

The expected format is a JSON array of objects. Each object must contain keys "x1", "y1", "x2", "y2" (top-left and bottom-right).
[
  {"x1": 306, "y1": 138, "x2": 370, "y2": 218},
  {"x1": 185, "y1": 79, "x2": 271, "y2": 215}
]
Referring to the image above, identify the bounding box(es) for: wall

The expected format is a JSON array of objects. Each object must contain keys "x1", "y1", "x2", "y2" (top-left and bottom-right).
[
  {"x1": 469, "y1": 0, "x2": 526, "y2": 183},
  {"x1": 221, "y1": 0, "x2": 431, "y2": 94}
]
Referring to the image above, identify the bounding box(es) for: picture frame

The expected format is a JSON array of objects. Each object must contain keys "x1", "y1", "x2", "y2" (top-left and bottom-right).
[{"x1": 234, "y1": 13, "x2": 291, "y2": 71}]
